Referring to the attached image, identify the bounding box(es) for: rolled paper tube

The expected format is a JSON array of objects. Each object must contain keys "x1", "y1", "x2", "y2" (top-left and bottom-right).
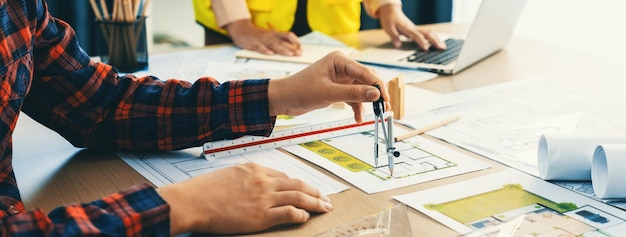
[
  {"x1": 537, "y1": 134, "x2": 626, "y2": 180},
  {"x1": 592, "y1": 144, "x2": 626, "y2": 199}
]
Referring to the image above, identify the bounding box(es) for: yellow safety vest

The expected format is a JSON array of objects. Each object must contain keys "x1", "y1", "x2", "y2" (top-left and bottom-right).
[{"x1": 193, "y1": 0, "x2": 362, "y2": 36}]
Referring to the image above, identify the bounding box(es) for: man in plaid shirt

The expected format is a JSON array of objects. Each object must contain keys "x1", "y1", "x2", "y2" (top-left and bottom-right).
[{"x1": 0, "y1": 0, "x2": 390, "y2": 235}]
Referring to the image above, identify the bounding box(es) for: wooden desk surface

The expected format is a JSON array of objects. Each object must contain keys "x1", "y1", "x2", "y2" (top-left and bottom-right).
[{"x1": 14, "y1": 23, "x2": 626, "y2": 237}]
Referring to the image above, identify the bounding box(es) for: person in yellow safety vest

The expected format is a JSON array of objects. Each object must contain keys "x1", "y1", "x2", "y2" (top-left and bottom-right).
[{"x1": 193, "y1": 0, "x2": 446, "y2": 56}]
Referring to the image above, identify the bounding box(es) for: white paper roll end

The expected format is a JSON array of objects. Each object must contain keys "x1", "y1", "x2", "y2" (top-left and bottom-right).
[
  {"x1": 537, "y1": 134, "x2": 552, "y2": 180},
  {"x1": 592, "y1": 144, "x2": 626, "y2": 199}
]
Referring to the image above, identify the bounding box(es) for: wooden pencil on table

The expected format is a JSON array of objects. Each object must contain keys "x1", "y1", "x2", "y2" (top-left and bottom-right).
[{"x1": 394, "y1": 115, "x2": 461, "y2": 142}]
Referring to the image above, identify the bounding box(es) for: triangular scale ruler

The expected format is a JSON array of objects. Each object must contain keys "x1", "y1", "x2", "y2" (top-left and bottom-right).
[{"x1": 203, "y1": 114, "x2": 377, "y2": 159}]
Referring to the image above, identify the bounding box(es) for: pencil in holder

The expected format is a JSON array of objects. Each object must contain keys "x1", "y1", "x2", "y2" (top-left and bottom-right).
[{"x1": 95, "y1": 17, "x2": 148, "y2": 73}]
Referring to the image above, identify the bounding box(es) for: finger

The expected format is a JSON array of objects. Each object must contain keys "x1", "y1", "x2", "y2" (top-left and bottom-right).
[
  {"x1": 335, "y1": 55, "x2": 384, "y2": 87},
  {"x1": 283, "y1": 32, "x2": 301, "y2": 46},
  {"x1": 348, "y1": 102, "x2": 364, "y2": 124},
  {"x1": 366, "y1": 84, "x2": 391, "y2": 113},
  {"x1": 423, "y1": 30, "x2": 446, "y2": 50},
  {"x1": 268, "y1": 32, "x2": 301, "y2": 56},
  {"x1": 322, "y1": 84, "x2": 381, "y2": 105},
  {"x1": 265, "y1": 205, "x2": 311, "y2": 226},
  {"x1": 373, "y1": 80, "x2": 391, "y2": 105},
  {"x1": 272, "y1": 190, "x2": 333, "y2": 213},
  {"x1": 250, "y1": 44, "x2": 275, "y2": 55},
  {"x1": 333, "y1": 58, "x2": 390, "y2": 103},
  {"x1": 386, "y1": 27, "x2": 402, "y2": 48},
  {"x1": 406, "y1": 30, "x2": 430, "y2": 51},
  {"x1": 283, "y1": 32, "x2": 302, "y2": 56},
  {"x1": 268, "y1": 42, "x2": 299, "y2": 56},
  {"x1": 273, "y1": 176, "x2": 332, "y2": 202},
  {"x1": 273, "y1": 177, "x2": 321, "y2": 196}
]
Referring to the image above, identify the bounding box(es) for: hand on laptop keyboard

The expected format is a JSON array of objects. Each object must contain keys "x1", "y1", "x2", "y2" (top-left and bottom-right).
[{"x1": 406, "y1": 39, "x2": 464, "y2": 65}]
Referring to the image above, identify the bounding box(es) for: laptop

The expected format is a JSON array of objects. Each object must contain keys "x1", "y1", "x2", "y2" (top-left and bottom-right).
[{"x1": 351, "y1": 0, "x2": 527, "y2": 75}]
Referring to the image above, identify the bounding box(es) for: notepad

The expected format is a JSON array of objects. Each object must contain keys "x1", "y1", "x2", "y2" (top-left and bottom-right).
[{"x1": 235, "y1": 44, "x2": 357, "y2": 64}]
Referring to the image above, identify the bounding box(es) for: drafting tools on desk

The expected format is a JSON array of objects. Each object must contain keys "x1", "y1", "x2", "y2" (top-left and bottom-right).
[
  {"x1": 373, "y1": 84, "x2": 400, "y2": 176},
  {"x1": 203, "y1": 114, "x2": 377, "y2": 159},
  {"x1": 315, "y1": 203, "x2": 412, "y2": 237}
]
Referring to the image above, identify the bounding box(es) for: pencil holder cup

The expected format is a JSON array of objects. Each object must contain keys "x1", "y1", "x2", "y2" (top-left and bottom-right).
[{"x1": 95, "y1": 17, "x2": 148, "y2": 73}]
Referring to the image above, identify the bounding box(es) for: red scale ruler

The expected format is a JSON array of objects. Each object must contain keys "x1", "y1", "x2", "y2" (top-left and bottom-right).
[{"x1": 203, "y1": 114, "x2": 376, "y2": 159}]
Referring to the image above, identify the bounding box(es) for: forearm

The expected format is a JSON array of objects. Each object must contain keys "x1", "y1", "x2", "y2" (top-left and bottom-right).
[
  {"x1": 29, "y1": 11, "x2": 274, "y2": 151},
  {"x1": 24, "y1": 68, "x2": 275, "y2": 150},
  {"x1": 2, "y1": 184, "x2": 169, "y2": 236},
  {"x1": 362, "y1": 0, "x2": 402, "y2": 18},
  {"x1": 212, "y1": 0, "x2": 251, "y2": 28}
]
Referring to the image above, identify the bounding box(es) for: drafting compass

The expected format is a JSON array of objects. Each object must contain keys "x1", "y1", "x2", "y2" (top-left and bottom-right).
[{"x1": 373, "y1": 84, "x2": 400, "y2": 176}]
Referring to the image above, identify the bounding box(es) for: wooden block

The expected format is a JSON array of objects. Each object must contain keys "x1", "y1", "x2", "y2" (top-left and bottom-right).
[
  {"x1": 387, "y1": 76, "x2": 405, "y2": 120},
  {"x1": 331, "y1": 102, "x2": 346, "y2": 109}
]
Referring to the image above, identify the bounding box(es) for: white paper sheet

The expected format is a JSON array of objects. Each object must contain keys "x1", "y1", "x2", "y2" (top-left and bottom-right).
[
  {"x1": 298, "y1": 31, "x2": 349, "y2": 47},
  {"x1": 202, "y1": 59, "x2": 308, "y2": 83},
  {"x1": 403, "y1": 78, "x2": 626, "y2": 176},
  {"x1": 394, "y1": 169, "x2": 626, "y2": 236},
  {"x1": 398, "y1": 78, "x2": 626, "y2": 211},
  {"x1": 133, "y1": 46, "x2": 239, "y2": 80},
  {"x1": 235, "y1": 44, "x2": 358, "y2": 64},
  {"x1": 282, "y1": 130, "x2": 491, "y2": 194},
  {"x1": 117, "y1": 147, "x2": 348, "y2": 196}
]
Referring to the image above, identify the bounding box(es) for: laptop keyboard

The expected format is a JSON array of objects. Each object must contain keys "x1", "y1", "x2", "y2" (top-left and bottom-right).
[{"x1": 403, "y1": 39, "x2": 464, "y2": 65}]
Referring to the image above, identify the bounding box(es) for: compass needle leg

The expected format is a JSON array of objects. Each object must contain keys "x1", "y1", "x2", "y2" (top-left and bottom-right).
[
  {"x1": 372, "y1": 84, "x2": 400, "y2": 176},
  {"x1": 374, "y1": 116, "x2": 380, "y2": 167}
]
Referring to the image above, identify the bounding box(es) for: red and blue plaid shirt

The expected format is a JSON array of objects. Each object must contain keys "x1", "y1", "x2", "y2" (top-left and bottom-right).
[{"x1": 0, "y1": 0, "x2": 275, "y2": 235}]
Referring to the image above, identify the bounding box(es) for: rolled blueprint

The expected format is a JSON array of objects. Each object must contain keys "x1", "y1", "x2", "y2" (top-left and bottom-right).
[
  {"x1": 592, "y1": 144, "x2": 626, "y2": 199},
  {"x1": 537, "y1": 134, "x2": 626, "y2": 180}
]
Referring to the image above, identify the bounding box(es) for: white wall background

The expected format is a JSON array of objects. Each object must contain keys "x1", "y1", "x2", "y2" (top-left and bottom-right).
[
  {"x1": 150, "y1": 0, "x2": 626, "y2": 65},
  {"x1": 453, "y1": 0, "x2": 626, "y2": 65},
  {"x1": 152, "y1": 0, "x2": 205, "y2": 48}
]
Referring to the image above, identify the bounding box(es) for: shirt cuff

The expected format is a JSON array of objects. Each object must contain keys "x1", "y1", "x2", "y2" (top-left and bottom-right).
[
  {"x1": 227, "y1": 79, "x2": 275, "y2": 137},
  {"x1": 99, "y1": 183, "x2": 171, "y2": 235},
  {"x1": 9, "y1": 184, "x2": 169, "y2": 236},
  {"x1": 363, "y1": 0, "x2": 403, "y2": 19},
  {"x1": 212, "y1": 0, "x2": 252, "y2": 28}
]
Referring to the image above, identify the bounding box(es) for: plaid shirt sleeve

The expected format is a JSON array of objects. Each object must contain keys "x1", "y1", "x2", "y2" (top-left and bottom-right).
[
  {"x1": 0, "y1": 0, "x2": 276, "y2": 235},
  {"x1": 23, "y1": 0, "x2": 275, "y2": 150},
  {"x1": 3, "y1": 184, "x2": 170, "y2": 236}
]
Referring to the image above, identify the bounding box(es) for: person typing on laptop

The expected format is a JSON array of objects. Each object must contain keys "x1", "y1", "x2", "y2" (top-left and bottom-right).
[
  {"x1": 351, "y1": 0, "x2": 527, "y2": 74},
  {"x1": 193, "y1": 0, "x2": 447, "y2": 56}
]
